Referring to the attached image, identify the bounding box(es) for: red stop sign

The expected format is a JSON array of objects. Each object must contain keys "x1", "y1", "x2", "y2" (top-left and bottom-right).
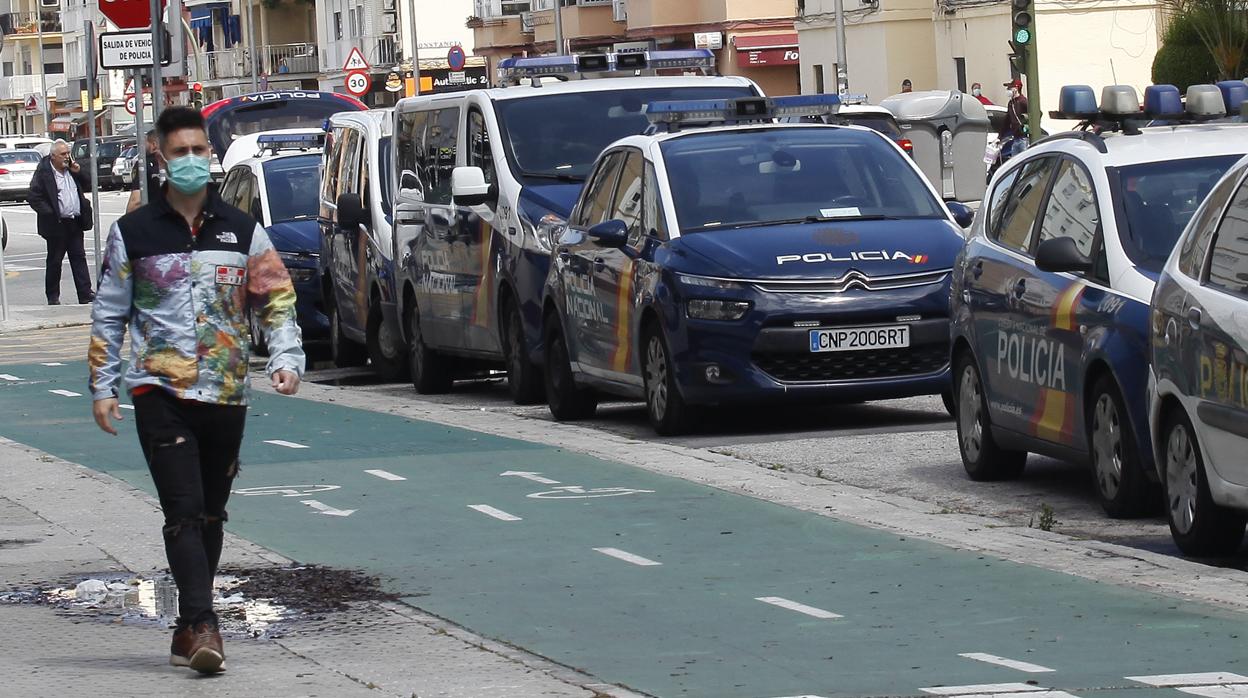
[{"x1": 99, "y1": 0, "x2": 167, "y2": 30}]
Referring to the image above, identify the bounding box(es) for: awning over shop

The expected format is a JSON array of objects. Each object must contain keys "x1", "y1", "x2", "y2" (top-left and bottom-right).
[
  {"x1": 49, "y1": 113, "x2": 87, "y2": 131},
  {"x1": 734, "y1": 32, "x2": 799, "y2": 67}
]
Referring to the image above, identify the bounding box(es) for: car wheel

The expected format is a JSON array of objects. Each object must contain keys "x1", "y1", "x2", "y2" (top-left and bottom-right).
[
  {"x1": 543, "y1": 318, "x2": 597, "y2": 420},
  {"x1": 248, "y1": 309, "x2": 268, "y2": 356},
  {"x1": 366, "y1": 302, "x2": 408, "y2": 382},
  {"x1": 407, "y1": 303, "x2": 452, "y2": 394},
  {"x1": 503, "y1": 300, "x2": 544, "y2": 405},
  {"x1": 329, "y1": 296, "x2": 367, "y2": 368},
  {"x1": 954, "y1": 352, "x2": 1026, "y2": 480},
  {"x1": 1163, "y1": 410, "x2": 1247, "y2": 556},
  {"x1": 642, "y1": 325, "x2": 698, "y2": 436},
  {"x1": 1087, "y1": 377, "x2": 1153, "y2": 518}
]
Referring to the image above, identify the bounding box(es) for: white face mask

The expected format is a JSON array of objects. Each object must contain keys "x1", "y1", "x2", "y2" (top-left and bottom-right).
[
  {"x1": 972, "y1": 88, "x2": 982, "y2": 96},
  {"x1": 1010, "y1": 89, "x2": 1020, "y2": 98}
]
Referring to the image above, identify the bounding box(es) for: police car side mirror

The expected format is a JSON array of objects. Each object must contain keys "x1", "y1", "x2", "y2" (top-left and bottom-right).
[
  {"x1": 1036, "y1": 237, "x2": 1093, "y2": 274},
  {"x1": 336, "y1": 192, "x2": 370, "y2": 231},
  {"x1": 587, "y1": 219, "x2": 629, "y2": 247},
  {"x1": 945, "y1": 200, "x2": 974, "y2": 228},
  {"x1": 452, "y1": 166, "x2": 494, "y2": 208}
]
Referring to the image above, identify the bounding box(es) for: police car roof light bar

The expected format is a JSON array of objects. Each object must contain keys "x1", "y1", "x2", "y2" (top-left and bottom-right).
[
  {"x1": 1216, "y1": 80, "x2": 1247, "y2": 115},
  {"x1": 255, "y1": 133, "x2": 325, "y2": 155},
  {"x1": 1186, "y1": 84, "x2": 1228, "y2": 119},
  {"x1": 497, "y1": 49, "x2": 716, "y2": 85},
  {"x1": 1048, "y1": 85, "x2": 1099, "y2": 120},
  {"x1": 1143, "y1": 84, "x2": 1184, "y2": 120},
  {"x1": 1100, "y1": 85, "x2": 1141, "y2": 116},
  {"x1": 644, "y1": 94, "x2": 842, "y2": 132}
]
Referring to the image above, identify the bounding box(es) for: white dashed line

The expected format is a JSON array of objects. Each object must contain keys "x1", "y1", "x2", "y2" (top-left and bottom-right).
[
  {"x1": 754, "y1": 596, "x2": 842, "y2": 620},
  {"x1": 1127, "y1": 675, "x2": 1248, "y2": 688},
  {"x1": 365, "y1": 469, "x2": 406, "y2": 481},
  {"x1": 922, "y1": 684, "x2": 1048, "y2": 695},
  {"x1": 959, "y1": 653, "x2": 1054, "y2": 673},
  {"x1": 0, "y1": 373, "x2": 24, "y2": 381},
  {"x1": 40, "y1": 362, "x2": 65, "y2": 366},
  {"x1": 48, "y1": 389, "x2": 81, "y2": 397},
  {"x1": 300, "y1": 500, "x2": 355, "y2": 517},
  {"x1": 468, "y1": 504, "x2": 522, "y2": 522},
  {"x1": 264, "y1": 439, "x2": 308, "y2": 449},
  {"x1": 593, "y1": 547, "x2": 662, "y2": 567},
  {"x1": 1176, "y1": 688, "x2": 1248, "y2": 698}
]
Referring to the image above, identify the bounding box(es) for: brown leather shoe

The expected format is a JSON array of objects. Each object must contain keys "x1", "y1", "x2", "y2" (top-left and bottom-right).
[
  {"x1": 169, "y1": 624, "x2": 194, "y2": 667},
  {"x1": 188, "y1": 620, "x2": 226, "y2": 673}
]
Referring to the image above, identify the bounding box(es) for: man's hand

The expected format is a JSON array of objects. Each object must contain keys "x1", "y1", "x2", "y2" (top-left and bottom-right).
[
  {"x1": 69, "y1": 160, "x2": 81, "y2": 174},
  {"x1": 272, "y1": 370, "x2": 300, "y2": 395},
  {"x1": 93, "y1": 398, "x2": 123, "y2": 435}
]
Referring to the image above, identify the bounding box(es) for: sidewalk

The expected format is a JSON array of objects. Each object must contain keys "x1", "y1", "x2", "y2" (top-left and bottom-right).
[
  {"x1": 0, "y1": 303, "x2": 93, "y2": 334},
  {"x1": 0, "y1": 435, "x2": 632, "y2": 697}
]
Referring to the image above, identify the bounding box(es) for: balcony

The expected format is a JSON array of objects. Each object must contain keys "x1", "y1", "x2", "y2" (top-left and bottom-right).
[
  {"x1": 473, "y1": 15, "x2": 529, "y2": 49},
  {"x1": 0, "y1": 74, "x2": 64, "y2": 102},
  {"x1": 191, "y1": 43, "x2": 320, "y2": 84},
  {"x1": 0, "y1": 11, "x2": 62, "y2": 37},
  {"x1": 533, "y1": 2, "x2": 625, "y2": 44},
  {"x1": 321, "y1": 35, "x2": 399, "y2": 74}
]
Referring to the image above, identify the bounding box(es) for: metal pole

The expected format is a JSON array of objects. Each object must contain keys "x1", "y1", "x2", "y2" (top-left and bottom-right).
[
  {"x1": 37, "y1": 8, "x2": 49, "y2": 134},
  {"x1": 553, "y1": 0, "x2": 565, "y2": 55},
  {"x1": 151, "y1": 0, "x2": 164, "y2": 118},
  {"x1": 0, "y1": 214, "x2": 9, "y2": 321},
  {"x1": 247, "y1": 0, "x2": 258, "y2": 91},
  {"x1": 183, "y1": 15, "x2": 204, "y2": 98},
  {"x1": 86, "y1": 21, "x2": 101, "y2": 273},
  {"x1": 135, "y1": 69, "x2": 148, "y2": 206},
  {"x1": 834, "y1": 0, "x2": 848, "y2": 94},
  {"x1": 1025, "y1": 0, "x2": 1041, "y2": 143},
  {"x1": 405, "y1": 0, "x2": 420, "y2": 95}
]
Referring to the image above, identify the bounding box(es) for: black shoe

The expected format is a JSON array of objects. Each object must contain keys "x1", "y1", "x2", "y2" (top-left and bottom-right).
[
  {"x1": 79, "y1": 294, "x2": 95, "y2": 304},
  {"x1": 47, "y1": 298, "x2": 61, "y2": 306}
]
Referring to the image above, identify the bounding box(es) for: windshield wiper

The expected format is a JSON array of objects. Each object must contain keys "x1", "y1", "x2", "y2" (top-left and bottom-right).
[
  {"x1": 520, "y1": 172, "x2": 585, "y2": 183},
  {"x1": 700, "y1": 214, "x2": 900, "y2": 230}
]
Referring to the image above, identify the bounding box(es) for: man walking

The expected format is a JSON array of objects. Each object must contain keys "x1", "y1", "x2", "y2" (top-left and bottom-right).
[
  {"x1": 28, "y1": 140, "x2": 93, "y2": 305},
  {"x1": 88, "y1": 106, "x2": 305, "y2": 674},
  {"x1": 1000, "y1": 78, "x2": 1030, "y2": 159}
]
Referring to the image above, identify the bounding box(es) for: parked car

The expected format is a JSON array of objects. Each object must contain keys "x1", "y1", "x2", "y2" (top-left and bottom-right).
[
  {"x1": 1149, "y1": 153, "x2": 1248, "y2": 555},
  {"x1": 115, "y1": 145, "x2": 140, "y2": 187},
  {"x1": 0, "y1": 148, "x2": 43, "y2": 201},
  {"x1": 71, "y1": 135, "x2": 132, "y2": 190}
]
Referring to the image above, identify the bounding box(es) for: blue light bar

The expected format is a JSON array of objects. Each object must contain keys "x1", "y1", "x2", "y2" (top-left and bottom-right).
[
  {"x1": 498, "y1": 49, "x2": 716, "y2": 84},
  {"x1": 1143, "y1": 84, "x2": 1183, "y2": 118},
  {"x1": 255, "y1": 133, "x2": 325, "y2": 152},
  {"x1": 1052, "y1": 85, "x2": 1098, "y2": 119},
  {"x1": 1217, "y1": 80, "x2": 1247, "y2": 114},
  {"x1": 645, "y1": 94, "x2": 842, "y2": 130},
  {"x1": 645, "y1": 49, "x2": 715, "y2": 71}
]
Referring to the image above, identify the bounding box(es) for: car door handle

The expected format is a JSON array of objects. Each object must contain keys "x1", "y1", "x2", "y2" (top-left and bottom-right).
[
  {"x1": 593, "y1": 257, "x2": 606, "y2": 272},
  {"x1": 558, "y1": 250, "x2": 570, "y2": 262},
  {"x1": 972, "y1": 261, "x2": 984, "y2": 279},
  {"x1": 1188, "y1": 306, "x2": 1202, "y2": 330},
  {"x1": 1013, "y1": 278, "x2": 1026, "y2": 298}
]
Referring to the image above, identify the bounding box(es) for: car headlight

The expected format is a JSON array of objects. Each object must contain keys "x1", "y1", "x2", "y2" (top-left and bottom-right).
[
  {"x1": 687, "y1": 299, "x2": 752, "y2": 321},
  {"x1": 676, "y1": 273, "x2": 746, "y2": 291},
  {"x1": 286, "y1": 268, "x2": 316, "y2": 283},
  {"x1": 520, "y1": 207, "x2": 566, "y2": 252}
]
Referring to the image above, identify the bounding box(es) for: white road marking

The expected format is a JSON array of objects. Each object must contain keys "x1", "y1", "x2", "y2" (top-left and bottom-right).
[
  {"x1": 754, "y1": 596, "x2": 843, "y2": 620},
  {"x1": 40, "y1": 362, "x2": 65, "y2": 366},
  {"x1": 959, "y1": 653, "x2": 1054, "y2": 673},
  {"x1": 300, "y1": 499, "x2": 355, "y2": 517},
  {"x1": 234, "y1": 485, "x2": 340, "y2": 497},
  {"x1": 1127, "y1": 674, "x2": 1248, "y2": 687},
  {"x1": 1177, "y1": 688, "x2": 1248, "y2": 698},
  {"x1": 365, "y1": 469, "x2": 406, "y2": 481},
  {"x1": 468, "y1": 504, "x2": 522, "y2": 522},
  {"x1": 0, "y1": 373, "x2": 23, "y2": 381},
  {"x1": 264, "y1": 439, "x2": 308, "y2": 449},
  {"x1": 48, "y1": 389, "x2": 81, "y2": 397},
  {"x1": 593, "y1": 547, "x2": 662, "y2": 566},
  {"x1": 922, "y1": 684, "x2": 1048, "y2": 695},
  {"x1": 500, "y1": 470, "x2": 560, "y2": 485}
]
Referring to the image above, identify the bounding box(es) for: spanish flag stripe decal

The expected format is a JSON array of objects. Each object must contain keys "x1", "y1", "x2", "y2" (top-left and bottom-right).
[
  {"x1": 471, "y1": 224, "x2": 493, "y2": 328},
  {"x1": 611, "y1": 260, "x2": 636, "y2": 372},
  {"x1": 1052, "y1": 282, "x2": 1085, "y2": 332}
]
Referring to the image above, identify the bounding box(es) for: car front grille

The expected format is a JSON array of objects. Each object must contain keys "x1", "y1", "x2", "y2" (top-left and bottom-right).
[{"x1": 751, "y1": 343, "x2": 949, "y2": 383}]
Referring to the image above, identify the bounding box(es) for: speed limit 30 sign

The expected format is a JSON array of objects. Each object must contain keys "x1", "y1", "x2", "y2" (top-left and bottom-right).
[{"x1": 345, "y1": 70, "x2": 372, "y2": 97}]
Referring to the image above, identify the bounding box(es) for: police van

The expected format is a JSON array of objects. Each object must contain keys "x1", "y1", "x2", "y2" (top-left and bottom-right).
[
  {"x1": 949, "y1": 82, "x2": 1248, "y2": 517},
  {"x1": 543, "y1": 95, "x2": 974, "y2": 435},
  {"x1": 317, "y1": 109, "x2": 401, "y2": 376},
  {"x1": 391, "y1": 50, "x2": 762, "y2": 402}
]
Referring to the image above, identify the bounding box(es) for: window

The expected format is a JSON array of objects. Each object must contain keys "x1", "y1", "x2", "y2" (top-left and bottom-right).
[
  {"x1": 424, "y1": 108, "x2": 461, "y2": 206},
  {"x1": 1179, "y1": 168, "x2": 1244, "y2": 279},
  {"x1": 320, "y1": 128, "x2": 343, "y2": 203},
  {"x1": 954, "y1": 57, "x2": 967, "y2": 94},
  {"x1": 636, "y1": 162, "x2": 668, "y2": 246},
  {"x1": 812, "y1": 64, "x2": 824, "y2": 94},
  {"x1": 467, "y1": 108, "x2": 494, "y2": 185},
  {"x1": 610, "y1": 150, "x2": 644, "y2": 238},
  {"x1": 396, "y1": 110, "x2": 429, "y2": 197},
  {"x1": 1205, "y1": 181, "x2": 1248, "y2": 299},
  {"x1": 338, "y1": 128, "x2": 363, "y2": 197},
  {"x1": 334, "y1": 12, "x2": 343, "y2": 40},
  {"x1": 994, "y1": 157, "x2": 1056, "y2": 254},
  {"x1": 220, "y1": 168, "x2": 243, "y2": 207},
  {"x1": 986, "y1": 167, "x2": 1020, "y2": 238},
  {"x1": 263, "y1": 154, "x2": 320, "y2": 223},
  {"x1": 576, "y1": 152, "x2": 623, "y2": 228},
  {"x1": 356, "y1": 5, "x2": 365, "y2": 36},
  {"x1": 1038, "y1": 160, "x2": 1099, "y2": 258}
]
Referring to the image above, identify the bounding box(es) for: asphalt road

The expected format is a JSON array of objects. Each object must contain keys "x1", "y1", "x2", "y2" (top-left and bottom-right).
[{"x1": 2, "y1": 360, "x2": 1246, "y2": 697}]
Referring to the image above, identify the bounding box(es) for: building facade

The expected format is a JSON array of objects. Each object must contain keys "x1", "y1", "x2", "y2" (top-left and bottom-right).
[
  {"x1": 0, "y1": 0, "x2": 65, "y2": 135},
  {"x1": 470, "y1": 0, "x2": 801, "y2": 96}
]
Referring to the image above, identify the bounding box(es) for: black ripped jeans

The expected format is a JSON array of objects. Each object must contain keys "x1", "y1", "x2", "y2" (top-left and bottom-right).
[{"x1": 133, "y1": 389, "x2": 246, "y2": 626}]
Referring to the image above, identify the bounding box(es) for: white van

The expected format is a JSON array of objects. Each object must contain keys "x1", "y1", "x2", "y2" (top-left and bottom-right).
[
  {"x1": 0, "y1": 135, "x2": 52, "y2": 156},
  {"x1": 389, "y1": 50, "x2": 761, "y2": 402}
]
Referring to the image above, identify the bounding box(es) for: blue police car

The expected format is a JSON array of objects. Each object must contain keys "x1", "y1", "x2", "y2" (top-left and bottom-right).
[
  {"x1": 950, "y1": 83, "x2": 1248, "y2": 517},
  {"x1": 541, "y1": 95, "x2": 974, "y2": 435}
]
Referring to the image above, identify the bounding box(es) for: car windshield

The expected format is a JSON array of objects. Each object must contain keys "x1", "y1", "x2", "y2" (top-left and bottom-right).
[
  {"x1": 97, "y1": 141, "x2": 124, "y2": 159},
  {"x1": 494, "y1": 84, "x2": 757, "y2": 180},
  {"x1": 0, "y1": 150, "x2": 41, "y2": 164},
  {"x1": 661, "y1": 126, "x2": 945, "y2": 231},
  {"x1": 262, "y1": 154, "x2": 321, "y2": 223},
  {"x1": 841, "y1": 114, "x2": 902, "y2": 139},
  {"x1": 1113, "y1": 154, "x2": 1243, "y2": 273}
]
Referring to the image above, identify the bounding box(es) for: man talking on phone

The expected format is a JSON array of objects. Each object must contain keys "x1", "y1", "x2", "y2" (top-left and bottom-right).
[
  {"x1": 87, "y1": 106, "x2": 304, "y2": 674},
  {"x1": 28, "y1": 139, "x2": 93, "y2": 305}
]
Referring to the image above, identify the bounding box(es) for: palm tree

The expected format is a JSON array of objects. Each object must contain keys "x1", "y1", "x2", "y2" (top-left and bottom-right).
[{"x1": 1159, "y1": 0, "x2": 1248, "y2": 80}]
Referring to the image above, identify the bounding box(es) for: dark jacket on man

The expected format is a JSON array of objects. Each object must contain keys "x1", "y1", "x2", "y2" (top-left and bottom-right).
[{"x1": 29, "y1": 156, "x2": 92, "y2": 237}]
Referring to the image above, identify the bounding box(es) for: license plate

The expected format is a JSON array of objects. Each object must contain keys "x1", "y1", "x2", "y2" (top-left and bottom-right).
[{"x1": 809, "y1": 325, "x2": 910, "y2": 353}]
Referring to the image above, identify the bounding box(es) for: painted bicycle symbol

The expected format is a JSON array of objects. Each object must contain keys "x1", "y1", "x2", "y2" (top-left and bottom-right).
[
  {"x1": 527, "y1": 485, "x2": 655, "y2": 500},
  {"x1": 231, "y1": 485, "x2": 341, "y2": 497}
]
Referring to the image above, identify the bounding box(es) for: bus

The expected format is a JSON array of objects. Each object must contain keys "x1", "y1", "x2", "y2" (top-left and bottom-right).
[{"x1": 201, "y1": 90, "x2": 368, "y2": 161}]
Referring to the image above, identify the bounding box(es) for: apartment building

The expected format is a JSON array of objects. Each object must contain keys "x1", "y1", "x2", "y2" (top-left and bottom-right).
[
  {"x1": 798, "y1": 0, "x2": 1162, "y2": 130},
  {"x1": 470, "y1": 0, "x2": 801, "y2": 96},
  {"x1": 0, "y1": 0, "x2": 65, "y2": 134},
  {"x1": 58, "y1": 0, "x2": 134, "y2": 138}
]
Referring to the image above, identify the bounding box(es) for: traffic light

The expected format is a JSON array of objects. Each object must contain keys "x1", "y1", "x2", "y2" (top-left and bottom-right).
[
  {"x1": 189, "y1": 82, "x2": 204, "y2": 109},
  {"x1": 1008, "y1": 39, "x2": 1028, "y2": 76},
  {"x1": 1011, "y1": 0, "x2": 1033, "y2": 45}
]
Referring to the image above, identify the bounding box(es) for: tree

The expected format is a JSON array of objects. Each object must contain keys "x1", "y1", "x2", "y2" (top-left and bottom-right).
[
  {"x1": 1158, "y1": 0, "x2": 1248, "y2": 80},
  {"x1": 1153, "y1": 12, "x2": 1222, "y2": 89}
]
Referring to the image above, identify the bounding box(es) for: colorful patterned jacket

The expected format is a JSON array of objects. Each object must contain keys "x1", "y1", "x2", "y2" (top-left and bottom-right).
[{"x1": 88, "y1": 191, "x2": 304, "y2": 405}]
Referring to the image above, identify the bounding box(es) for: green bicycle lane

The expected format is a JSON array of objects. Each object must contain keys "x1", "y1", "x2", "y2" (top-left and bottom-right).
[{"x1": 2, "y1": 361, "x2": 1246, "y2": 697}]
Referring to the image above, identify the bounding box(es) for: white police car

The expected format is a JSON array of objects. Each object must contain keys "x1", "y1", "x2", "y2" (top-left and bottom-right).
[
  {"x1": 950, "y1": 82, "x2": 1248, "y2": 517},
  {"x1": 219, "y1": 131, "x2": 328, "y2": 348}
]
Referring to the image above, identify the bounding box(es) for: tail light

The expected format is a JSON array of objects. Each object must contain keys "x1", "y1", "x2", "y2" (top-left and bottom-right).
[
  {"x1": 898, "y1": 138, "x2": 914, "y2": 155},
  {"x1": 0, "y1": 168, "x2": 10, "y2": 175}
]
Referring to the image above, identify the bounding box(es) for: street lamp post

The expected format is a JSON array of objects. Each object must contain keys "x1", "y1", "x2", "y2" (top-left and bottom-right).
[
  {"x1": 834, "y1": 0, "x2": 848, "y2": 94},
  {"x1": 553, "y1": 0, "x2": 565, "y2": 55},
  {"x1": 37, "y1": 8, "x2": 49, "y2": 134}
]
